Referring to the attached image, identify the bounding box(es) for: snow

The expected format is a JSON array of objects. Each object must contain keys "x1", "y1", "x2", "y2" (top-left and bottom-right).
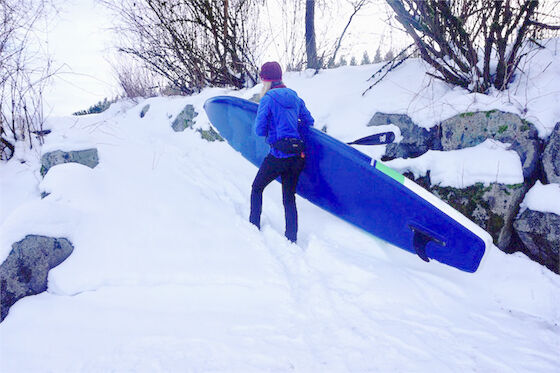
[
  {"x1": 385, "y1": 139, "x2": 524, "y2": 188},
  {"x1": 0, "y1": 143, "x2": 42, "y2": 225},
  {"x1": 521, "y1": 181, "x2": 560, "y2": 215},
  {"x1": 1, "y1": 43, "x2": 560, "y2": 372}
]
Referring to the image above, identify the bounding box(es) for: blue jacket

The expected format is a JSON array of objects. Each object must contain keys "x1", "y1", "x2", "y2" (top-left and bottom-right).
[{"x1": 255, "y1": 88, "x2": 314, "y2": 158}]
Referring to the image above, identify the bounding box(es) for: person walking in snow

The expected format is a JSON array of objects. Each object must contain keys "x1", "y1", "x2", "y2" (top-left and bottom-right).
[{"x1": 249, "y1": 61, "x2": 315, "y2": 243}]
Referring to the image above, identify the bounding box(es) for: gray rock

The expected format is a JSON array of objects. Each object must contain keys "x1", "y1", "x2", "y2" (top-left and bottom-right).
[
  {"x1": 196, "y1": 127, "x2": 224, "y2": 142},
  {"x1": 514, "y1": 209, "x2": 560, "y2": 274},
  {"x1": 140, "y1": 104, "x2": 150, "y2": 118},
  {"x1": 440, "y1": 110, "x2": 540, "y2": 179},
  {"x1": 171, "y1": 104, "x2": 198, "y2": 132},
  {"x1": 542, "y1": 122, "x2": 560, "y2": 183},
  {"x1": 248, "y1": 93, "x2": 261, "y2": 103},
  {"x1": 368, "y1": 112, "x2": 441, "y2": 160},
  {"x1": 41, "y1": 148, "x2": 99, "y2": 176},
  {"x1": 429, "y1": 182, "x2": 527, "y2": 250},
  {"x1": 0, "y1": 235, "x2": 74, "y2": 322}
]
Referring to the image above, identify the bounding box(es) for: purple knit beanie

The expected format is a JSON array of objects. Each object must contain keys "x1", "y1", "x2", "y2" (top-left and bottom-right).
[{"x1": 259, "y1": 61, "x2": 282, "y2": 82}]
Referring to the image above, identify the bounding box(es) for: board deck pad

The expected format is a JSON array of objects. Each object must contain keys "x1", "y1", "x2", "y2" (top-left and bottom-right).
[{"x1": 204, "y1": 96, "x2": 492, "y2": 272}]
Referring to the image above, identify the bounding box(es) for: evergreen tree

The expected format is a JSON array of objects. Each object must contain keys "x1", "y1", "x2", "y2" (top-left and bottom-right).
[
  {"x1": 384, "y1": 49, "x2": 394, "y2": 61},
  {"x1": 73, "y1": 97, "x2": 118, "y2": 116},
  {"x1": 339, "y1": 56, "x2": 348, "y2": 66},
  {"x1": 361, "y1": 51, "x2": 371, "y2": 65},
  {"x1": 350, "y1": 56, "x2": 357, "y2": 66},
  {"x1": 373, "y1": 47, "x2": 382, "y2": 63}
]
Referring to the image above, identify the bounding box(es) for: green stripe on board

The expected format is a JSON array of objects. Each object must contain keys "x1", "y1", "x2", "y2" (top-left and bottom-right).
[{"x1": 375, "y1": 161, "x2": 405, "y2": 184}]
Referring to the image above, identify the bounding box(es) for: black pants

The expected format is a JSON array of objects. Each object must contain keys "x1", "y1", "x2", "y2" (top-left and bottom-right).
[{"x1": 250, "y1": 154, "x2": 305, "y2": 242}]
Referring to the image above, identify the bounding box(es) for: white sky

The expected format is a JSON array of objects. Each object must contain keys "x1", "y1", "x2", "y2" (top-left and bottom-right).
[{"x1": 44, "y1": 0, "x2": 116, "y2": 116}]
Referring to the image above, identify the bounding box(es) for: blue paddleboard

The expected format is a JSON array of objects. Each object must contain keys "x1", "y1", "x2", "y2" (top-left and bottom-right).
[{"x1": 204, "y1": 96, "x2": 492, "y2": 272}]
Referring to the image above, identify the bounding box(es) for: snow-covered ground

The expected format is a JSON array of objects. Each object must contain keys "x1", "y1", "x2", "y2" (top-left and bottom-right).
[{"x1": 1, "y1": 41, "x2": 560, "y2": 372}]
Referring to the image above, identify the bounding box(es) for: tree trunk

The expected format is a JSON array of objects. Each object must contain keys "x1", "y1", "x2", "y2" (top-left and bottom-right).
[{"x1": 305, "y1": 0, "x2": 318, "y2": 69}]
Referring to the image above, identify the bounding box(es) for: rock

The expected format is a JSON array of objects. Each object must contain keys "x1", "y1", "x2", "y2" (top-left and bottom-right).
[
  {"x1": 196, "y1": 127, "x2": 224, "y2": 142},
  {"x1": 368, "y1": 112, "x2": 441, "y2": 160},
  {"x1": 140, "y1": 104, "x2": 150, "y2": 118},
  {"x1": 171, "y1": 104, "x2": 198, "y2": 132},
  {"x1": 543, "y1": 122, "x2": 560, "y2": 183},
  {"x1": 0, "y1": 235, "x2": 74, "y2": 322},
  {"x1": 248, "y1": 93, "x2": 261, "y2": 103},
  {"x1": 41, "y1": 148, "x2": 99, "y2": 176},
  {"x1": 31, "y1": 129, "x2": 52, "y2": 136},
  {"x1": 514, "y1": 209, "x2": 560, "y2": 274},
  {"x1": 440, "y1": 110, "x2": 540, "y2": 179},
  {"x1": 429, "y1": 182, "x2": 527, "y2": 250}
]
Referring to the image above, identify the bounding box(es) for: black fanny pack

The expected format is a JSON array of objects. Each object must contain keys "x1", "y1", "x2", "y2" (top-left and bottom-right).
[{"x1": 272, "y1": 137, "x2": 305, "y2": 155}]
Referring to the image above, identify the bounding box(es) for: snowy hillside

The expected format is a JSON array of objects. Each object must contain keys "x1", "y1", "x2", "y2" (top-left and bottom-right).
[{"x1": 1, "y1": 48, "x2": 560, "y2": 371}]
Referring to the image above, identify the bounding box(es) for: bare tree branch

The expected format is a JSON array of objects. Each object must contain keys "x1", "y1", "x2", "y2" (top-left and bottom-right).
[
  {"x1": 330, "y1": 0, "x2": 369, "y2": 67},
  {"x1": 101, "y1": 0, "x2": 261, "y2": 94},
  {"x1": 529, "y1": 20, "x2": 560, "y2": 30},
  {"x1": 385, "y1": 0, "x2": 559, "y2": 93},
  {"x1": 1, "y1": 0, "x2": 54, "y2": 160}
]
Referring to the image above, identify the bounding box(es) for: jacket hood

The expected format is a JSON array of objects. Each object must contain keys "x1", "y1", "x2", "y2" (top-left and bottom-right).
[{"x1": 266, "y1": 88, "x2": 298, "y2": 109}]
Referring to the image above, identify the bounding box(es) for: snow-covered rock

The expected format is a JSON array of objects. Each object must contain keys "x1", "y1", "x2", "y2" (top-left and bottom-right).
[
  {"x1": 41, "y1": 148, "x2": 99, "y2": 176},
  {"x1": 543, "y1": 122, "x2": 560, "y2": 183},
  {"x1": 440, "y1": 110, "x2": 540, "y2": 179},
  {"x1": 171, "y1": 104, "x2": 198, "y2": 132},
  {"x1": 368, "y1": 112, "x2": 441, "y2": 160},
  {"x1": 514, "y1": 209, "x2": 560, "y2": 273},
  {"x1": 0, "y1": 235, "x2": 74, "y2": 322},
  {"x1": 413, "y1": 181, "x2": 527, "y2": 250},
  {"x1": 139, "y1": 104, "x2": 150, "y2": 118}
]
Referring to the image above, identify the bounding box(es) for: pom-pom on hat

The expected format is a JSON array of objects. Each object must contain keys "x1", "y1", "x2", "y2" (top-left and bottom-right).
[{"x1": 259, "y1": 61, "x2": 282, "y2": 82}]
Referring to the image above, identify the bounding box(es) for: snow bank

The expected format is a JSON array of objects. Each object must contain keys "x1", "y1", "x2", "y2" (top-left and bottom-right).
[
  {"x1": 385, "y1": 139, "x2": 524, "y2": 188},
  {"x1": 521, "y1": 181, "x2": 560, "y2": 215}
]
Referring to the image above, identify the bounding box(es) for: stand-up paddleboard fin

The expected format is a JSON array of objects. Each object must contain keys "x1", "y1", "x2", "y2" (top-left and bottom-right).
[{"x1": 409, "y1": 225, "x2": 446, "y2": 263}]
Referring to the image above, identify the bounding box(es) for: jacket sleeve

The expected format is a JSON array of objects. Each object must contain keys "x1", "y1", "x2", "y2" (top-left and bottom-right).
[
  {"x1": 254, "y1": 95, "x2": 271, "y2": 137},
  {"x1": 298, "y1": 98, "x2": 314, "y2": 128}
]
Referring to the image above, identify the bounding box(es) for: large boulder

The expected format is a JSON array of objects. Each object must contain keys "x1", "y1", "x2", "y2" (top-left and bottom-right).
[
  {"x1": 172, "y1": 104, "x2": 198, "y2": 132},
  {"x1": 41, "y1": 148, "x2": 99, "y2": 176},
  {"x1": 514, "y1": 209, "x2": 560, "y2": 273},
  {"x1": 542, "y1": 122, "x2": 560, "y2": 183},
  {"x1": 440, "y1": 110, "x2": 540, "y2": 180},
  {"x1": 428, "y1": 182, "x2": 527, "y2": 250},
  {"x1": 368, "y1": 112, "x2": 441, "y2": 160},
  {"x1": 0, "y1": 235, "x2": 74, "y2": 322}
]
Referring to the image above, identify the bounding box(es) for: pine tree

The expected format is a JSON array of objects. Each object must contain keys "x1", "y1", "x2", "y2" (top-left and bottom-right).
[
  {"x1": 361, "y1": 51, "x2": 371, "y2": 65},
  {"x1": 384, "y1": 49, "x2": 394, "y2": 61},
  {"x1": 339, "y1": 56, "x2": 348, "y2": 66},
  {"x1": 350, "y1": 56, "x2": 357, "y2": 66},
  {"x1": 373, "y1": 47, "x2": 382, "y2": 63}
]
